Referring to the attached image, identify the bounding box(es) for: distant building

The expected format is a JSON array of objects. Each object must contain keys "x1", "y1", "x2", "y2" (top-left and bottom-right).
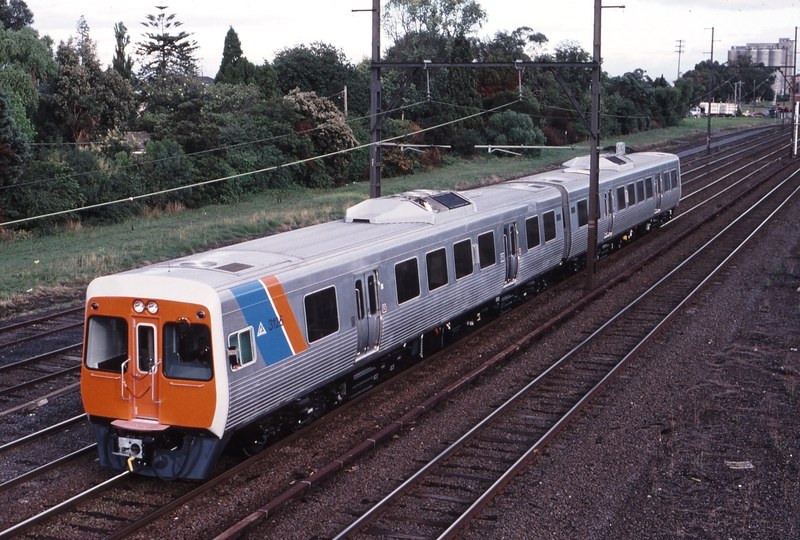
[
  {"x1": 727, "y1": 38, "x2": 796, "y2": 99},
  {"x1": 727, "y1": 38, "x2": 794, "y2": 68},
  {"x1": 124, "y1": 132, "x2": 150, "y2": 155}
]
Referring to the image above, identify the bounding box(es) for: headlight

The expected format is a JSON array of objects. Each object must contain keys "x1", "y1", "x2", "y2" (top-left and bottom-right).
[
  {"x1": 146, "y1": 301, "x2": 159, "y2": 314},
  {"x1": 133, "y1": 300, "x2": 145, "y2": 313}
]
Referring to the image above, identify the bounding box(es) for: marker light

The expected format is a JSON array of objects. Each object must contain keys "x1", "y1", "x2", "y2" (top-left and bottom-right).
[
  {"x1": 133, "y1": 300, "x2": 145, "y2": 313},
  {"x1": 146, "y1": 301, "x2": 159, "y2": 314}
]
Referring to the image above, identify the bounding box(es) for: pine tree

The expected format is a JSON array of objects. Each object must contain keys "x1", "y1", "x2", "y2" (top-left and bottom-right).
[
  {"x1": 112, "y1": 22, "x2": 134, "y2": 80},
  {"x1": 214, "y1": 26, "x2": 279, "y2": 99},
  {"x1": 136, "y1": 6, "x2": 198, "y2": 84},
  {"x1": 215, "y1": 27, "x2": 243, "y2": 84}
]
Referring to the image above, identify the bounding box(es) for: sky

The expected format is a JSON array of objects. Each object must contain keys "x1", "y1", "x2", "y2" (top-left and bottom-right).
[{"x1": 24, "y1": 1, "x2": 800, "y2": 84}]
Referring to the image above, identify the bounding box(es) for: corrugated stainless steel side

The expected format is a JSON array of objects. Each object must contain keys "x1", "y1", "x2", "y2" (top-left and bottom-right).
[
  {"x1": 225, "y1": 328, "x2": 355, "y2": 429},
  {"x1": 380, "y1": 264, "x2": 505, "y2": 346}
]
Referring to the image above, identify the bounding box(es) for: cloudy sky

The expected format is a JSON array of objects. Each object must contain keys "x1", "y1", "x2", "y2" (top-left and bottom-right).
[{"x1": 24, "y1": 1, "x2": 799, "y2": 83}]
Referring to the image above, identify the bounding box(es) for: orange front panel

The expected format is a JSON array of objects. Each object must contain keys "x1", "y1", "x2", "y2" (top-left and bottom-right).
[
  {"x1": 158, "y1": 381, "x2": 217, "y2": 427},
  {"x1": 81, "y1": 369, "x2": 130, "y2": 419},
  {"x1": 82, "y1": 295, "x2": 217, "y2": 429}
]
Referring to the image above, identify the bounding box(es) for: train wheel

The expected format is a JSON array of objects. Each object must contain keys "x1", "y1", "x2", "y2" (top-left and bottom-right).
[{"x1": 242, "y1": 440, "x2": 267, "y2": 457}]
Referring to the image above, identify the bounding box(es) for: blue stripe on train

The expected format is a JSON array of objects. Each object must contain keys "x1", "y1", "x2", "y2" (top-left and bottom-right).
[{"x1": 230, "y1": 280, "x2": 294, "y2": 367}]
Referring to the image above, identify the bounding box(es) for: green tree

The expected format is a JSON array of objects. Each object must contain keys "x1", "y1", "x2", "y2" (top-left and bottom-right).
[
  {"x1": 112, "y1": 22, "x2": 133, "y2": 80},
  {"x1": 273, "y1": 43, "x2": 360, "y2": 106},
  {"x1": 136, "y1": 6, "x2": 198, "y2": 84},
  {"x1": 0, "y1": 0, "x2": 32, "y2": 31},
  {"x1": 383, "y1": 0, "x2": 486, "y2": 42},
  {"x1": 52, "y1": 18, "x2": 136, "y2": 143},
  {"x1": 440, "y1": 32, "x2": 482, "y2": 154},
  {"x1": 214, "y1": 27, "x2": 279, "y2": 99},
  {"x1": 444, "y1": 32, "x2": 481, "y2": 116},
  {"x1": 0, "y1": 25, "x2": 57, "y2": 138},
  {"x1": 474, "y1": 27, "x2": 545, "y2": 98},
  {"x1": 0, "y1": 86, "x2": 29, "y2": 190},
  {"x1": 215, "y1": 27, "x2": 244, "y2": 83},
  {"x1": 651, "y1": 75, "x2": 693, "y2": 127},
  {"x1": 605, "y1": 69, "x2": 654, "y2": 133},
  {"x1": 283, "y1": 88, "x2": 358, "y2": 188},
  {"x1": 486, "y1": 110, "x2": 545, "y2": 151}
]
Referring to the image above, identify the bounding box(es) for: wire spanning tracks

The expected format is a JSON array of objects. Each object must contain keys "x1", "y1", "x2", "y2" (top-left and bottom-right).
[{"x1": 332, "y1": 167, "x2": 800, "y2": 539}]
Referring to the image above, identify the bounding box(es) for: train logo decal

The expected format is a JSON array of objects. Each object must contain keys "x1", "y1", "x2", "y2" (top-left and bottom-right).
[{"x1": 231, "y1": 276, "x2": 307, "y2": 366}]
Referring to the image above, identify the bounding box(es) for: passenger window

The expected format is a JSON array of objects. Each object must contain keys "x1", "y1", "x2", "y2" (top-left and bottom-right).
[
  {"x1": 305, "y1": 286, "x2": 339, "y2": 342},
  {"x1": 526, "y1": 216, "x2": 540, "y2": 249},
  {"x1": 617, "y1": 186, "x2": 626, "y2": 210},
  {"x1": 636, "y1": 181, "x2": 644, "y2": 202},
  {"x1": 645, "y1": 177, "x2": 653, "y2": 199},
  {"x1": 543, "y1": 211, "x2": 556, "y2": 242},
  {"x1": 395, "y1": 258, "x2": 420, "y2": 304},
  {"x1": 367, "y1": 275, "x2": 378, "y2": 315},
  {"x1": 453, "y1": 239, "x2": 473, "y2": 279},
  {"x1": 478, "y1": 231, "x2": 496, "y2": 269},
  {"x1": 628, "y1": 183, "x2": 637, "y2": 206},
  {"x1": 137, "y1": 325, "x2": 156, "y2": 373},
  {"x1": 227, "y1": 327, "x2": 255, "y2": 370},
  {"x1": 426, "y1": 248, "x2": 448, "y2": 291},
  {"x1": 355, "y1": 279, "x2": 365, "y2": 320},
  {"x1": 577, "y1": 200, "x2": 589, "y2": 227}
]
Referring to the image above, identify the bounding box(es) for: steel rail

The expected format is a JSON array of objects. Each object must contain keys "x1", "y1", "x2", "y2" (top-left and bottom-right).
[
  {"x1": 0, "y1": 321, "x2": 84, "y2": 350},
  {"x1": 0, "y1": 343, "x2": 82, "y2": 374},
  {"x1": 0, "y1": 306, "x2": 82, "y2": 334},
  {"x1": 0, "y1": 471, "x2": 129, "y2": 540},
  {"x1": 0, "y1": 444, "x2": 97, "y2": 494},
  {"x1": 679, "y1": 129, "x2": 788, "y2": 177},
  {"x1": 0, "y1": 365, "x2": 80, "y2": 398},
  {"x1": 0, "y1": 413, "x2": 87, "y2": 454}
]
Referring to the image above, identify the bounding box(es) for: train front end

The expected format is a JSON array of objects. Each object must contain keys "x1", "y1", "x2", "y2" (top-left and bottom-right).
[{"x1": 80, "y1": 274, "x2": 229, "y2": 480}]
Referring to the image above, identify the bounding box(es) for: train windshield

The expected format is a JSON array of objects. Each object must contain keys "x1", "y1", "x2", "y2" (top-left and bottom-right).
[
  {"x1": 85, "y1": 316, "x2": 129, "y2": 372},
  {"x1": 162, "y1": 322, "x2": 213, "y2": 381}
]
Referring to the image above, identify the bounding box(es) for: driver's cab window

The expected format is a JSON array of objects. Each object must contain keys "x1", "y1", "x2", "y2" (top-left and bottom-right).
[{"x1": 228, "y1": 327, "x2": 255, "y2": 370}]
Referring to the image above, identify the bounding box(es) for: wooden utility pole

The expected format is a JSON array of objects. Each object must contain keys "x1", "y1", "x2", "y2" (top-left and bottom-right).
[{"x1": 585, "y1": 0, "x2": 602, "y2": 293}]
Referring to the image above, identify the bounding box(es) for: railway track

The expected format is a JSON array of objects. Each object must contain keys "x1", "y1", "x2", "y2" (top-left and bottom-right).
[
  {"x1": 0, "y1": 128, "x2": 794, "y2": 539},
  {"x1": 328, "y1": 161, "x2": 800, "y2": 540},
  {"x1": 0, "y1": 306, "x2": 83, "y2": 351}
]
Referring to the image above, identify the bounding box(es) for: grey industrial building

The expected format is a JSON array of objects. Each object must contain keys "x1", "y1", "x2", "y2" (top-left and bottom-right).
[{"x1": 727, "y1": 38, "x2": 796, "y2": 99}]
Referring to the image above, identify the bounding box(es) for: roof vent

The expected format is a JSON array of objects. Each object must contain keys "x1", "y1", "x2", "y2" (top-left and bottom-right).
[
  {"x1": 345, "y1": 190, "x2": 474, "y2": 224},
  {"x1": 217, "y1": 262, "x2": 253, "y2": 273}
]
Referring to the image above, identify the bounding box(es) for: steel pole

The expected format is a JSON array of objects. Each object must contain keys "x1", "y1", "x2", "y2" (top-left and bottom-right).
[
  {"x1": 706, "y1": 27, "x2": 714, "y2": 156},
  {"x1": 369, "y1": 0, "x2": 382, "y2": 198},
  {"x1": 585, "y1": 0, "x2": 602, "y2": 293}
]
